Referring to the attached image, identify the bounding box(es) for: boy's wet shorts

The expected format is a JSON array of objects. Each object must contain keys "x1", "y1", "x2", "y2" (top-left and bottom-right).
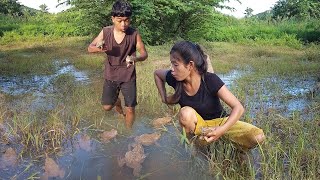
[
  {"x1": 101, "y1": 79, "x2": 137, "y2": 107},
  {"x1": 193, "y1": 110, "x2": 264, "y2": 150}
]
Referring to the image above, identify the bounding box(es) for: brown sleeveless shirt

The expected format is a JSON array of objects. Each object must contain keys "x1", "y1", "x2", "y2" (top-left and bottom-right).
[{"x1": 102, "y1": 26, "x2": 137, "y2": 82}]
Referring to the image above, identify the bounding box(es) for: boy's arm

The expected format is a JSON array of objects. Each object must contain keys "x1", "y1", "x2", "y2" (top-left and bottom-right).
[
  {"x1": 133, "y1": 32, "x2": 148, "y2": 62},
  {"x1": 88, "y1": 30, "x2": 104, "y2": 53}
]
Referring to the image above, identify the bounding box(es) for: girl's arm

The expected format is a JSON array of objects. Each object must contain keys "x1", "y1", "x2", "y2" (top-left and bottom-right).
[
  {"x1": 204, "y1": 85, "x2": 244, "y2": 143},
  {"x1": 154, "y1": 69, "x2": 169, "y2": 104}
]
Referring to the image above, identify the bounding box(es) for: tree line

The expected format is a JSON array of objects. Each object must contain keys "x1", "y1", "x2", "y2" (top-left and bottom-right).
[{"x1": 0, "y1": 0, "x2": 319, "y2": 45}]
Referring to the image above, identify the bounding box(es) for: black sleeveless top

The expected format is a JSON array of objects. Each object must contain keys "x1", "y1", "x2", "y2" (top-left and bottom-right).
[
  {"x1": 102, "y1": 26, "x2": 137, "y2": 82},
  {"x1": 166, "y1": 71, "x2": 228, "y2": 120}
]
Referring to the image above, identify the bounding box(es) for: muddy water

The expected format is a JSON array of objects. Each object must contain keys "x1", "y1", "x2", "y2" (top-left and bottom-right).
[{"x1": 0, "y1": 66, "x2": 318, "y2": 179}]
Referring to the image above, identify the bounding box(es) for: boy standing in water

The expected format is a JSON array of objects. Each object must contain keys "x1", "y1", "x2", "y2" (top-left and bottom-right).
[{"x1": 88, "y1": 0, "x2": 148, "y2": 128}]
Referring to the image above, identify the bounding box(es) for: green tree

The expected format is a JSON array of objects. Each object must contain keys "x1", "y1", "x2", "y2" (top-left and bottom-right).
[
  {"x1": 59, "y1": 0, "x2": 238, "y2": 44},
  {"x1": 272, "y1": 0, "x2": 320, "y2": 20},
  {"x1": 39, "y1": 4, "x2": 49, "y2": 12},
  {"x1": 0, "y1": 0, "x2": 22, "y2": 16},
  {"x1": 132, "y1": 0, "x2": 240, "y2": 44},
  {"x1": 244, "y1": 7, "x2": 253, "y2": 18},
  {"x1": 60, "y1": 0, "x2": 113, "y2": 36}
]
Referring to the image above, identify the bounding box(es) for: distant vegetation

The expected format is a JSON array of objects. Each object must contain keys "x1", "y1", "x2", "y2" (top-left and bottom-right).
[
  {"x1": 1, "y1": 1, "x2": 319, "y2": 179},
  {"x1": 0, "y1": 0, "x2": 319, "y2": 46}
]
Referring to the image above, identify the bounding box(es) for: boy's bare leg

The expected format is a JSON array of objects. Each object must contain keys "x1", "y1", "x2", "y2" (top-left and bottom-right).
[
  {"x1": 124, "y1": 107, "x2": 135, "y2": 128},
  {"x1": 115, "y1": 98, "x2": 125, "y2": 117}
]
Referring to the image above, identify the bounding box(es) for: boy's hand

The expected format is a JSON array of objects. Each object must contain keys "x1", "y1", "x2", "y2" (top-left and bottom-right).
[
  {"x1": 96, "y1": 40, "x2": 105, "y2": 50},
  {"x1": 126, "y1": 56, "x2": 135, "y2": 67}
]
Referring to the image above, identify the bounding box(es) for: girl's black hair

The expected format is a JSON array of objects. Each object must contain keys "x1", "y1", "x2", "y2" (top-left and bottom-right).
[
  {"x1": 167, "y1": 41, "x2": 208, "y2": 104},
  {"x1": 111, "y1": 0, "x2": 132, "y2": 17},
  {"x1": 170, "y1": 41, "x2": 208, "y2": 75}
]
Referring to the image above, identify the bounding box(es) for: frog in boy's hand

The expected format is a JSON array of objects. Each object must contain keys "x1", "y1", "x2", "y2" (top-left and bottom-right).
[{"x1": 96, "y1": 40, "x2": 105, "y2": 49}]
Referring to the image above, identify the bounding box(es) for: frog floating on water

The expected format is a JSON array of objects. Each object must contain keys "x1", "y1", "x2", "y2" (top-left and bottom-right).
[
  {"x1": 118, "y1": 132, "x2": 162, "y2": 176},
  {"x1": 42, "y1": 156, "x2": 65, "y2": 180},
  {"x1": 134, "y1": 132, "x2": 161, "y2": 146},
  {"x1": 118, "y1": 143, "x2": 147, "y2": 177},
  {"x1": 99, "y1": 129, "x2": 117, "y2": 143},
  {"x1": 0, "y1": 147, "x2": 18, "y2": 169},
  {"x1": 151, "y1": 117, "x2": 172, "y2": 128}
]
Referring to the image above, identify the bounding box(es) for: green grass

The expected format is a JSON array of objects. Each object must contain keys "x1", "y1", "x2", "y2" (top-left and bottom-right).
[{"x1": 0, "y1": 37, "x2": 319, "y2": 179}]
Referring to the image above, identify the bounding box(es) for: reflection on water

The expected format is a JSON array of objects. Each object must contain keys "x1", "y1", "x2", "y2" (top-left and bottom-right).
[
  {"x1": 0, "y1": 61, "x2": 89, "y2": 96},
  {"x1": 246, "y1": 76, "x2": 317, "y2": 120},
  {"x1": 218, "y1": 70, "x2": 318, "y2": 120},
  {"x1": 0, "y1": 61, "x2": 89, "y2": 111},
  {"x1": 2, "y1": 66, "x2": 314, "y2": 118},
  {"x1": 217, "y1": 69, "x2": 245, "y2": 88},
  {"x1": 33, "y1": 123, "x2": 198, "y2": 180}
]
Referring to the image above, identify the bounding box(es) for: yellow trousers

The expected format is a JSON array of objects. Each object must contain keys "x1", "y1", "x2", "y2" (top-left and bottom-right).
[{"x1": 194, "y1": 112, "x2": 264, "y2": 150}]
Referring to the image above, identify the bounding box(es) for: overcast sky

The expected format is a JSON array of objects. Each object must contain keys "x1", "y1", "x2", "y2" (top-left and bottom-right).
[
  {"x1": 218, "y1": 0, "x2": 279, "y2": 18},
  {"x1": 18, "y1": 0, "x2": 69, "y2": 13},
  {"x1": 18, "y1": 0, "x2": 279, "y2": 18}
]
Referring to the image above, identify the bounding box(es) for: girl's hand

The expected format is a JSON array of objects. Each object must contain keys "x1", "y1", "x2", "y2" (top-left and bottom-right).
[
  {"x1": 165, "y1": 95, "x2": 177, "y2": 104},
  {"x1": 202, "y1": 126, "x2": 226, "y2": 143}
]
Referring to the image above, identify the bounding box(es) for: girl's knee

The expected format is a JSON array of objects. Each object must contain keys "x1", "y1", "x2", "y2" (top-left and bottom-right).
[
  {"x1": 179, "y1": 106, "x2": 197, "y2": 133},
  {"x1": 179, "y1": 106, "x2": 195, "y2": 119},
  {"x1": 245, "y1": 132, "x2": 266, "y2": 149},
  {"x1": 255, "y1": 132, "x2": 266, "y2": 144}
]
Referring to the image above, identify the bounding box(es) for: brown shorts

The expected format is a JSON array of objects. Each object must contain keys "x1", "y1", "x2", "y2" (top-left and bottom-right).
[{"x1": 102, "y1": 79, "x2": 137, "y2": 107}]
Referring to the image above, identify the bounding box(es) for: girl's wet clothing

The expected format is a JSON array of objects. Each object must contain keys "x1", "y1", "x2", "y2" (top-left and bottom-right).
[
  {"x1": 166, "y1": 71, "x2": 264, "y2": 150},
  {"x1": 166, "y1": 71, "x2": 227, "y2": 119},
  {"x1": 193, "y1": 110, "x2": 264, "y2": 150}
]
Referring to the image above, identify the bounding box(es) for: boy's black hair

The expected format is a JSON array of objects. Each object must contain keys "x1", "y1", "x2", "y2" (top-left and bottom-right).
[{"x1": 111, "y1": 0, "x2": 132, "y2": 17}]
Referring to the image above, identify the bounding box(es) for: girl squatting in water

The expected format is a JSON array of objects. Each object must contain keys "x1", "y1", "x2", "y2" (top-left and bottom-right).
[{"x1": 154, "y1": 41, "x2": 265, "y2": 150}]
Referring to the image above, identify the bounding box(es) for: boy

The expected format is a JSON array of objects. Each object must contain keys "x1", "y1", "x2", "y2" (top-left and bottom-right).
[{"x1": 88, "y1": 0, "x2": 148, "y2": 128}]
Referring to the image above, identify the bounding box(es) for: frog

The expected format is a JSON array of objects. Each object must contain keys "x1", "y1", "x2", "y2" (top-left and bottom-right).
[
  {"x1": 151, "y1": 117, "x2": 172, "y2": 128},
  {"x1": 42, "y1": 156, "x2": 65, "y2": 180},
  {"x1": 134, "y1": 132, "x2": 161, "y2": 146},
  {"x1": 0, "y1": 147, "x2": 17, "y2": 169},
  {"x1": 99, "y1": 129, "x2": 117, "y2": 143},
  {"x1": 118, "y1": 143, "x2": 147, "y2": 177},
  {"x1": 96, "y1": 40, "x2": 105, "y2": 49}
]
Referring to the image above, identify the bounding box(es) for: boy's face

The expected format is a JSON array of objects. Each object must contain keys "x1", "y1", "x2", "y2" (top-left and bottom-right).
[{"x1": 112, "y1": 16, "x2": 130, "y2": 32}]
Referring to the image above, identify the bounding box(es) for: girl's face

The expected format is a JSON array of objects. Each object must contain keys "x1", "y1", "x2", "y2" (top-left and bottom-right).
[{"x1": 170, "y1": 52, "x2": 191, "y2": 81}]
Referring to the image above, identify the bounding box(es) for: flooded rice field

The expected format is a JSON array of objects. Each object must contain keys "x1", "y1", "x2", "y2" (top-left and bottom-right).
[
  {"x1": 221, "y1": 70, "x2": 318, "y2": 121},
  {"x1": 0, "y1": 62, "x2": 319, "y2": 179}
]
